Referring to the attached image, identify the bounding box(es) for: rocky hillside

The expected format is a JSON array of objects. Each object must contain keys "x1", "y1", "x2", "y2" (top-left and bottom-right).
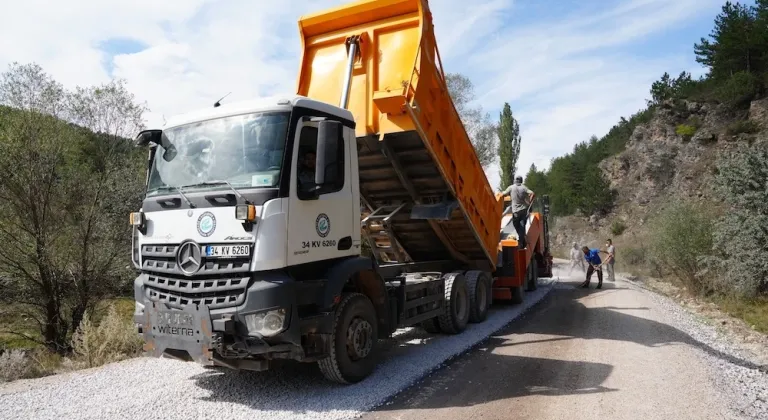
[{"x1": 551, "y1": 97, "x2": 768, "y2": 257}]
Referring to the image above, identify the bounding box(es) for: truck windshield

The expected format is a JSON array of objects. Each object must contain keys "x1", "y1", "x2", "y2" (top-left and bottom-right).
[{"x1": 146, "y1": 111, "x2": 290, "y2": 196}]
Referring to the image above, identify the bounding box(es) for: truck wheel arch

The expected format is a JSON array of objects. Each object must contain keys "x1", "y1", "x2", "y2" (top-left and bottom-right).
[{"x1": 323, "y1": 257, "x2": 390, "y2": 336}]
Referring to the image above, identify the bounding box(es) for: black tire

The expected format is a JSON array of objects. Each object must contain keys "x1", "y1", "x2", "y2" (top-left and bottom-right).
[
  {"x1": 420, "y1": 317, "x2": 441, "y2": 333},
  {"x1": 437, "y1": 272, "x2": 470, "y2": 334},
  {"x1": 526, "y1": 257, "x2": 539, "y2": 292},
  {"x1": 318, "y1": 292, "x2": 379, "y2": 384},
  {"x1": 510, "y1": 285, "x2": 525, "y2": 304},
  {"x1": 466, "y1": 270, "x2": 491, "y2": 323}
]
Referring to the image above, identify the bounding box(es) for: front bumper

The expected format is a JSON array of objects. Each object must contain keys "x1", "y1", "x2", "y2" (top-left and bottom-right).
[{"x1": 134, "y1": 271, "x2": 333, "y2": 368}]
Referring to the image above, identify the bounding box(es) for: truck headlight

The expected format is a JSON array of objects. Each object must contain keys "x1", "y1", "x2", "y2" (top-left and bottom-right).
[{"x1": 244, "y1": 308, "x2": 287, "y2": 337}]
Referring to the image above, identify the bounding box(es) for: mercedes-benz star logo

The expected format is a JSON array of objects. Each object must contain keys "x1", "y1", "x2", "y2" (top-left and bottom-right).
[{"x1": 176, "y1": 241, "x2": 202, "y2": 276}]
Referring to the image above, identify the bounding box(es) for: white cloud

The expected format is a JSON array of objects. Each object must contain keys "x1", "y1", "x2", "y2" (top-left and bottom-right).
[
  {"x1": 0, "y1": 0, "x2": 722, "y2": 192},
  {"x1": 461, "y1": 0, "x2": 724, "y2": 189}
]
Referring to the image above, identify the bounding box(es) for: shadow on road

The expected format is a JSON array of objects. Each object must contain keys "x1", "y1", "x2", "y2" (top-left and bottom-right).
[
  {"x1": 369, "y1": 264, "x2": 766, "y2": 414},
  {"x1": 186, "y1": 262, "x2": 764, "y2": 416},
  {"x1": 538, "y1": 276, "x2": 766, "y2": 373}
]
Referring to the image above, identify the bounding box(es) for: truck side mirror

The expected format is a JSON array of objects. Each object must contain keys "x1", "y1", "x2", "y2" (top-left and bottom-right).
[
  {"x1": 135, "y1": 129, "x2": 177, "y2": 161},
  {"x1": 135, "y1": 129, "x2": 162, "y2": 147},
  {"x1": 315, "y1": 120, "x2": 342, "y2": 188}
]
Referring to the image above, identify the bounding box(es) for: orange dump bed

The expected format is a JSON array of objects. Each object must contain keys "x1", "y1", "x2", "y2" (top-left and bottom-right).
[{"x1": 297, "y1": 0, "x2": 501, "y2": 268}]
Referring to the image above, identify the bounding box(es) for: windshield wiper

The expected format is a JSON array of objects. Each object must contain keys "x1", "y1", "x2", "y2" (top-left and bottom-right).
[
  {"x1": 151, "y1": 185, "x2": 196, "y2": 208},
  {"x1": 179, "y1": 180, "x2": 251, "y2": 204}
]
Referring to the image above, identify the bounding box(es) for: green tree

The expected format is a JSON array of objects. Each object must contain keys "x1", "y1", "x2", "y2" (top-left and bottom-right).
[
  {"x1": 648, "y1": 71, "x2": 697, "y2": 105},
  {"x1": 0, "y1": 62, "x2": 147, "y2": 353},
  {"x1": 694, "y1": 1, "x2": 768, "y2": 79},
  {"x1": 577, "y1": 166, "x2": 614, "y2": 215},
  {"x1": 650, "y1": 200, "x2": 715, "y2": 294},
  {"x1": 445, "y1": 73, "x2": 497, "y2": 168},
  {"x1": 524, "y1": 163, "x2": 549, "y2": 197},
  {"x1": 708, "y1": 144, "x2": 768, "y2": 297},
  {"x1": 497, "y1": 102, "x2": 521, "y2": 190}
]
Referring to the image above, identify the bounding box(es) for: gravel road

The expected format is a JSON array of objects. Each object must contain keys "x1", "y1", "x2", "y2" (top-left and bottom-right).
[
  {"x1": 3, "y1": 262, "x2": 766, "y2": 420},
  {"x1": 362, "y1": 265, "x2": 768, "y2": 420},
  {"x1": 0, "y1": 276, "x2": 556, "y2": 420}
]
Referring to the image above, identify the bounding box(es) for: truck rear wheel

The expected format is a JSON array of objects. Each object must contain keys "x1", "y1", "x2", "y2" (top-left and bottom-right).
[
  {"x1": 511, "y1": 285, "x2": 525, "y2": 304},
  {"x1": 526, "y1": 257, "x2": 539, "y2": 292},
  {"x1": 437, "y1": 272, "x2": 470, "y2": 334},
  {"x1": 318, "y1": 292, "x2": 379, "y2": 384},
  {"x1": 466, "y1": 270, "x2": 491, "y2": 323}
]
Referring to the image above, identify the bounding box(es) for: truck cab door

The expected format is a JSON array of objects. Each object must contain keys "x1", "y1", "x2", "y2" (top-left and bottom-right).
[{"x1": 286, "y1": 118, "x2": 355, "y2": 266}]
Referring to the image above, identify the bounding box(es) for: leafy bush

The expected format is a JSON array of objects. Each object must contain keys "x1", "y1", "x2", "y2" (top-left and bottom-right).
[
  {"x1": 675, "y1": 124, "x2": 698, "y2": 141},
  {"x1": 725, "y1": 120, "x2": 761, "y2": 136},
  {"x1": 610, "y1": 220, "x2": 627, "y2": 236},
  {"x1": 707, "y1": 145, "x2": 768, "y2": 297},
  {"x1": 649, "y1": 200, "x2": 715, "y2": 294},
  {"x1": 70, "y1": 305, "x2": 142, "y2": 369}
]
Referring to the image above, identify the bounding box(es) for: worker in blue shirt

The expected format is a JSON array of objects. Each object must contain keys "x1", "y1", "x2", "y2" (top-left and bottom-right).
[{"x1": 580, "y1": 246, "x2": 606, "y2": 289}]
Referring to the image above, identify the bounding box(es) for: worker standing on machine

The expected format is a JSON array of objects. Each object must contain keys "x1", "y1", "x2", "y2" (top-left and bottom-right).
[{"x1": 500, "y1": 175, "x2": 535, "y2": 249}]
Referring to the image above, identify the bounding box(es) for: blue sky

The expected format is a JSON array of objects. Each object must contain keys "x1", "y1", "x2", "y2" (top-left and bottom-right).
[{"x1": 0, "y1": 0, "x2": 732, "y2": 189}]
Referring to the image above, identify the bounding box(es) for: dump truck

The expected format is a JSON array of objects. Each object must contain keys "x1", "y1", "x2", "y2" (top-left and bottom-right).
[{"x1": 129, "y1": 0, "x2": 551, "y2": 384}]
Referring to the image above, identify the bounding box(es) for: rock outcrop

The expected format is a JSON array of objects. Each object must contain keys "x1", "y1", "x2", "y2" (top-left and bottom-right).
[{"x1": 552, "y1": 97, "x2": 768, "y2": 252}]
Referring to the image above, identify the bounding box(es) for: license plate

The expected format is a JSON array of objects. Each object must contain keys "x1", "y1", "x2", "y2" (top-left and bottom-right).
[
  {"x1": 150, "y1": 310, "x2": 199, "y2": 340},
  {"x1": 205, "y1": 244, "x2": 250, "y2": 258}
]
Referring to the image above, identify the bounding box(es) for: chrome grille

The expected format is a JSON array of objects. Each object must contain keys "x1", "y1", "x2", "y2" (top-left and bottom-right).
[
  {"x1": 140, "y1": 242, "x2": 251, "y2": 310},
  {"x1": 144, "y1": 285, "x2": 246, "y2": 310},
  {"x1": 140, "y1": 244, "x2": 251, "y2": 276}
]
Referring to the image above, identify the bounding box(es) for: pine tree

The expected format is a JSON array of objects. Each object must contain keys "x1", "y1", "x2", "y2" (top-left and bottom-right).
[
  {"x1": 694, "y1": 1, "x2": 767, "y2": 79},
  {"x1": 524, "y1": 163, "x2": 549, "y2": 197}
]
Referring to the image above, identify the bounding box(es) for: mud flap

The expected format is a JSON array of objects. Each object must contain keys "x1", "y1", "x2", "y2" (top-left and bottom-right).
[{"x1": 142, "y1": 301, "x2": 214, "y2": 366}]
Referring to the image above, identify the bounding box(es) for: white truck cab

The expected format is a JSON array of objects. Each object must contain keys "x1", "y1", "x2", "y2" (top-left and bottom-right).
[{"x1": 130, "y1": 95, "x2": 380, "y2": 379}]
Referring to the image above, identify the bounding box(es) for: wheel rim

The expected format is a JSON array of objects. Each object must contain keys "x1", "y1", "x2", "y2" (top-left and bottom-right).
[
  {"x1": 477, "y1": 279, "x2": 487, "y2": 312},
  {"x1": 346, "y1": 317, "x2": 374, "y2": 361},
  {"x1": 455, "y1": 284, "x2": 467, "y2": 320}
]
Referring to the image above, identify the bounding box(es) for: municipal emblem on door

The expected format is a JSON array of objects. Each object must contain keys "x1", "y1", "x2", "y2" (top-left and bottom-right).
[
  {"x1": 316, "y1": 213, "x2": 330, "y2": 238},
  {"x1": 197, "y1": 212, "x2": 216, "y2": 237}
]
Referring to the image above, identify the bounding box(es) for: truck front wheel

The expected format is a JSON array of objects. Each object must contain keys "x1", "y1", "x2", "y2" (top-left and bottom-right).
[{"x1": 318, "y1": 292, "x2": 379, "y2": 384}]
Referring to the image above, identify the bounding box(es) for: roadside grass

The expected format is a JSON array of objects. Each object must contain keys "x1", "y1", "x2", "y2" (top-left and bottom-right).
[
  {"x1": 0, "y1": 297, "x2": 140, "y2": 383},
  {"x1": 618, "y1": 262, "x2": 768, "y2": 338},
  {"x1": 712, "y1": 296, "x2": 768, "y2": 335},
  {"x1": 0, "y1": 306, "x2": 40, "y2": 350}
]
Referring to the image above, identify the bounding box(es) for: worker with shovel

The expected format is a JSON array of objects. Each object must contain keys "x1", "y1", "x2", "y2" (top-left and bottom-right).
[
  {"x1": 500, "y1": 175, "x2": 535, "y2": 249},
  {"x1": 580, "y1": 246, "x2": 605, "y2": 289}
]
